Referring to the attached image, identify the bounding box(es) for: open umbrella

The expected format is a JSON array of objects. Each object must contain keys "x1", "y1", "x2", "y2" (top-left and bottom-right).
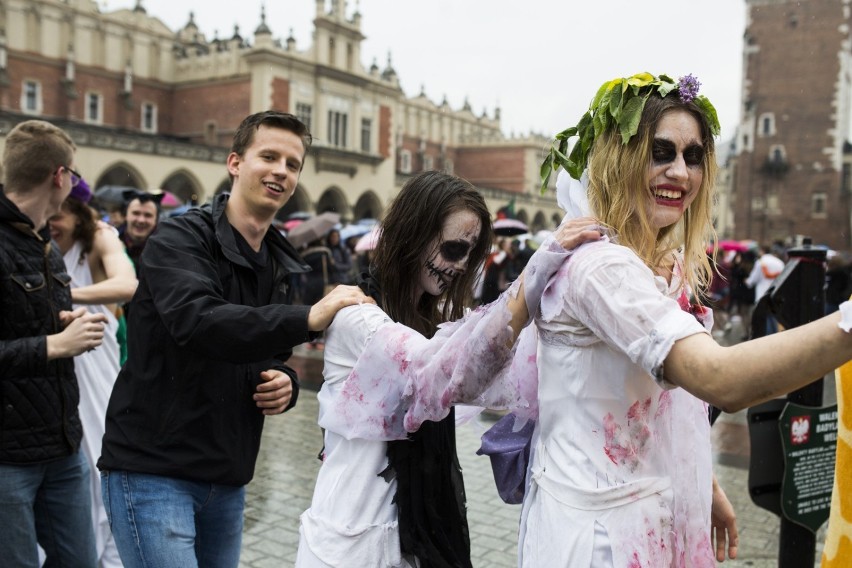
[
  {"x1": 355, "y1": 226, "x2": 381, "y2": 252},
  {"x1": 282, "y1": 219, "x2": 304, "y2": 232},
  {"x1": 157, "y1": 190, "x2": 183, "y2": 208},
  {"x1": 339, "y1": 224, "x2": 372, "y2": 242},
  {"x1": 286, "y1": 212, "x2": 341, "y2": 248},
  {"x1": 93, "y1": 185, "x2": 138, "y2": 206},
  {"x1": 493, "y1": 218, "x2": 528, "y2": 236},
  {"x1": 716, "y1": 240, "x2": 750, "y2": 252}
]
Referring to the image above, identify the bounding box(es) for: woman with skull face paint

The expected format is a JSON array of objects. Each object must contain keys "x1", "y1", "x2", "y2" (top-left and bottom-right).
[
  {"x1": 513, "y1": 73, "x2": 852, "y2": 567},
  {"x1": 296, "y1": 171, "x2": 602, "y2": 568}
]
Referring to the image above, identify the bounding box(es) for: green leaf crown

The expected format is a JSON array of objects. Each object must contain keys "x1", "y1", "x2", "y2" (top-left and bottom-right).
[{"x1": 540, "y1": 72, "x2": 721, "y2": 193}]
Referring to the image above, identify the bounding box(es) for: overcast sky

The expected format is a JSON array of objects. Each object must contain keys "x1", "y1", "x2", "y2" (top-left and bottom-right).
[{"x1": 106, "y1": 0, "x2": 747, "y2": 141}]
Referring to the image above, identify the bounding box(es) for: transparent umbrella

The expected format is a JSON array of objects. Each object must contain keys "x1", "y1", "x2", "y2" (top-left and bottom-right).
[{"x1": 286, "y1": 212, "x2": 341, "y2": 248}]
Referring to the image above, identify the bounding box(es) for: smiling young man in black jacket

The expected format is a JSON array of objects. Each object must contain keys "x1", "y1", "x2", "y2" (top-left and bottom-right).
[{"x1": 98, "y1": 111, "x2": 370, "y2": 567}]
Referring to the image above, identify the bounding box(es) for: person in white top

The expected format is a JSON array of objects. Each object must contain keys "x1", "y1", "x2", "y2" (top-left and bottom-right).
[
  {"x1": 746, "y1": 245, "x2": 785, "y2": 301},
  {"x1": 746, "y1": 244, "x2": 786, "y2": 334},
  {"x1": 521, "y1": 72, "x2": 852, "y2": 567},
  {"x1": 296, "y1": 171, "x2": 602, "y2": 568},
  {"x1": 48, "y1": 179, "x2": 137, "y2": 568}
]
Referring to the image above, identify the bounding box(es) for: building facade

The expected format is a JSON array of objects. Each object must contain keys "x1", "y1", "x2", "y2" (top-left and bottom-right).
[
  {"x1": 729, "y1": 0, "x2": 852, "y2": 250},
  {"x1": 0, "y1": 0, "x2": 562, "y2": 229}
]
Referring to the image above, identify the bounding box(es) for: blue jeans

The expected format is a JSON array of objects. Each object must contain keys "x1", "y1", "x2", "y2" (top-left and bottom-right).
[
  {"x1": 0, "y1": 450, "x2": 97, "y2": 567},
  {"x1": 101, "y1": 471, "x2": 245, "y2": 568}
]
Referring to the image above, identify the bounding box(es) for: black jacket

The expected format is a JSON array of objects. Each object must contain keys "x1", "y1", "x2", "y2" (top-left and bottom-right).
[
  {"x1": 0, "y1": 189, "x2": 81, "y2": 464},
  {"x1": 99, "y1": 193, "x2": 312, "y2": 486}
]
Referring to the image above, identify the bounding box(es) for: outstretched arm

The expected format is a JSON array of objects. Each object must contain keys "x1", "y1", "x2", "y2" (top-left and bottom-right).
[
  {"x1": 665, "y1": 308, "x2": 851, "y2": 412},
  {"x1": 322, "y1": 219, "x2": 602, "y2": 441}
]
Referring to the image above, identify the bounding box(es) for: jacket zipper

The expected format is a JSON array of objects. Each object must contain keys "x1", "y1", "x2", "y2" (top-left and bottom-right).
[{"x1": 44, "y1": 240, "x2": 74, "y2": 450}]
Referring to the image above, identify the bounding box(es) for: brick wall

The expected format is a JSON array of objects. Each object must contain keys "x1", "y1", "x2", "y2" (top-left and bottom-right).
[
  {"x1": 454, "y1": 147, "x2": 526, "y2": 193},
  {"x1": 270, "y1": 77, "x2": 290, "y2": 112},
  {"x1": 379, "y1": 105, "x2": 391, "y2": 158},
  {"x1": 171, "y1": 78, "x2": 251, "y2": 144}
]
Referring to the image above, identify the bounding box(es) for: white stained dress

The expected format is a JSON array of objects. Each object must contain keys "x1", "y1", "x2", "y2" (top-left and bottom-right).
[
  {"x1": 296, "y1": 239, "x2": 573, "y2": 568},
  {"x1": 518, "y1": 241, "x2": 715, "y2": 568},
  {"x1": 63, "y1": 240, "x2": 123, "y2": 568},
  {"x1": 296, "y1": 304, "x2": 410, "y2": 568}
]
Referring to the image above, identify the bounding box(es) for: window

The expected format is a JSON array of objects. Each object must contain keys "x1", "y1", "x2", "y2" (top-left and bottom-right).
[
  {"x1": 360, "y1": 118, "x2": 372, "y2": 153},
  {"x1": 758, "y1": 112, "x2": 776, "y2": 137},
  {"x1": 443, "y1": 158, "x2": 454, "y2": 175},
  {"x1": 812, "y1": 192, "x2": 827, "y2": 217},
  {"x1": 204, "y1": 121, "x2": 217, "y2": 145},
  {"x1": 85, "y1": 92, "x2": 103, "y2": 124},
  {"x1": 327, "y1": 110, "x2": 348, "y2": 148},
  {"x1": 141, "y1": 102, "x2": 158, "y2": 133},
  {"x1": 22, "y1": 80, "x2": 41, "y2": 114},
  {"x1": 399, "y1": 149, "x2": 412, "y2": 174},
  {"x1": 767, "y1": 192, "x2": 780, "y2": 213},
  {"x1": 296, "y1": 103, "x2": 312, "y2": 133},
  {"x1": 423, "y1": 155, "x2": 433, "y2": 171}
]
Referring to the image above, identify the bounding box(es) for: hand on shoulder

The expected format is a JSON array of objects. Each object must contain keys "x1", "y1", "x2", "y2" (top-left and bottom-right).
[{"x1": 307, "y1": 284, "x2": 376, "y2": 331}]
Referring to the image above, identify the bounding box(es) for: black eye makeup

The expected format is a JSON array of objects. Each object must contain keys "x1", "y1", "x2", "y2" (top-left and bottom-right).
[
  {"x1": 652, "y1": 139, "x2": 705, "y2": 167},
  {"x1": 439, "y1": 240, "x2": 473, "y2": 262}
]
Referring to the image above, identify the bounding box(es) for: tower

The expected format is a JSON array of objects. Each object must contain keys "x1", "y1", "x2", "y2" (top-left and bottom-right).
[{"x1": 731, "y1": 0, "x2": 852, "y2": 249}]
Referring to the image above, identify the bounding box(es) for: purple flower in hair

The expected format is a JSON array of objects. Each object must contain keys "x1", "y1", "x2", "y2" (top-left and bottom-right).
[{"x1": 677, "y1": 74, "x2": 701, "y2": 103}]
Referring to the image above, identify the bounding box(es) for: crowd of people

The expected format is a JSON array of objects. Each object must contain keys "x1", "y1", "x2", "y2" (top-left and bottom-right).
[{"x1": 3, "y1": 70, "x2": 852, "y2": 568}]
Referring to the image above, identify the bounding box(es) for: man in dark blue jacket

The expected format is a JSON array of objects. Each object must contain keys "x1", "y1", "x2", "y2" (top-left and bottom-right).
[
  {"x1": 0, "y1": 120, "x2": 108, "y2": 565},
  {"x1": 99, "y1": 111, "x2": 370, "y2": 566}
]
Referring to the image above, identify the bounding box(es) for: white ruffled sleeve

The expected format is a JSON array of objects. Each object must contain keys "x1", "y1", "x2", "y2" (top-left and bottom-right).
[{"x1": 318, "y1": 240, "x2": 576, "y2": 441}]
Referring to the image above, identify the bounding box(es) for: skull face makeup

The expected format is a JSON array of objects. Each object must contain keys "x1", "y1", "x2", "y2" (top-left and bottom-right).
[{"x1": 417, "y1": 209, "x2": 482, "y2": 299}]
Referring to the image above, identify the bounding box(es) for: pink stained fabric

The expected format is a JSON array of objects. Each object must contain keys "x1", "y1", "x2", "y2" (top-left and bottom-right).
[{"x1": 320, "y1": 236, "x2": 579, "y2": 442}]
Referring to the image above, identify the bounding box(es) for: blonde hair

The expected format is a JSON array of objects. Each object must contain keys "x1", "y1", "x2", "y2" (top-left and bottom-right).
[{"x1": 586, "y1": 94, "x2": 717, "y2": 296}]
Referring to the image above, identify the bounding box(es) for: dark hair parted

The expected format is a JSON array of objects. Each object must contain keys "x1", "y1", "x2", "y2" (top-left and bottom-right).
[
  {"x1": 62, "y1": 196, "x2": 98, "y2": 255},
  {"x1": 230, "y1": 111, "x2": 312, "y2": 161},
  {"x1": 3, "y1": 120, "x2": 75, "y2": 193},
  {"x1": 373, "y1": 171, "x2": 492, "y2": 337}
]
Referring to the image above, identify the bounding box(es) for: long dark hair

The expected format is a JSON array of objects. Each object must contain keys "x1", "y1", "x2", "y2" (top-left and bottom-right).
[
  {"x1": 373, "y1": 171, "x2": 492, "y2": 336},
  {"x1": 63, "y1": 196, "x2": 98, "y2": 255}
]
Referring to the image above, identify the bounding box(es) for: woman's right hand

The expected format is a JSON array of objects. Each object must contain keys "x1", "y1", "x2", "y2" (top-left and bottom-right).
[{"x1": 552, "y1": 216, "x2": 603, "y2": 251}]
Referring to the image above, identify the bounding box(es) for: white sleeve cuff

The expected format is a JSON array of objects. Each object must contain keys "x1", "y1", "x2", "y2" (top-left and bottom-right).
[{"x1": 839, "y1": 301, "x2": 852, "y2": 333}]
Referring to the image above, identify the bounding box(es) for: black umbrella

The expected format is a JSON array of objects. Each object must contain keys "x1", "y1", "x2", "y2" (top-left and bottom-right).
[{"x1": 93, "y1": 185, "x2": 139, "y2": 206}]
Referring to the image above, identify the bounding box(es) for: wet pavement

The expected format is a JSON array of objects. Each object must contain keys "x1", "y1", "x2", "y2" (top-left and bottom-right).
[{"x1": 239, "y1": 325, "x2": 833, "y2": 567}]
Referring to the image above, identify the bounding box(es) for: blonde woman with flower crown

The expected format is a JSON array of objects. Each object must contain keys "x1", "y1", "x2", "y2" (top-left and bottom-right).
[{"x1": 516, "y1": 73, "x2": 852, "y2": 567}]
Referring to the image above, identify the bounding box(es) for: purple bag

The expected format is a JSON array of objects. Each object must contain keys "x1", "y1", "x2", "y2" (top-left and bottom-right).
[{"x1": 476, "y1": 414, "x2": 535, "y2": 505}]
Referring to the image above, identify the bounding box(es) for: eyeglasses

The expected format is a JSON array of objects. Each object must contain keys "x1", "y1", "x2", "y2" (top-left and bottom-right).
[{"x1": 60, "y1": 166, "x2": 82, "y2": 187}]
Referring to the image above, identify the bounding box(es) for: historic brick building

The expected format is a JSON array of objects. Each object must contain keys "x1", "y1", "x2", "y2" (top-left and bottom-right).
[
  {"x1": 0, "y1": 0, "x2": 562, "y2": 228},
  {"x1": 730, "y1": 0, "x2": 852, "y2": 249}
]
